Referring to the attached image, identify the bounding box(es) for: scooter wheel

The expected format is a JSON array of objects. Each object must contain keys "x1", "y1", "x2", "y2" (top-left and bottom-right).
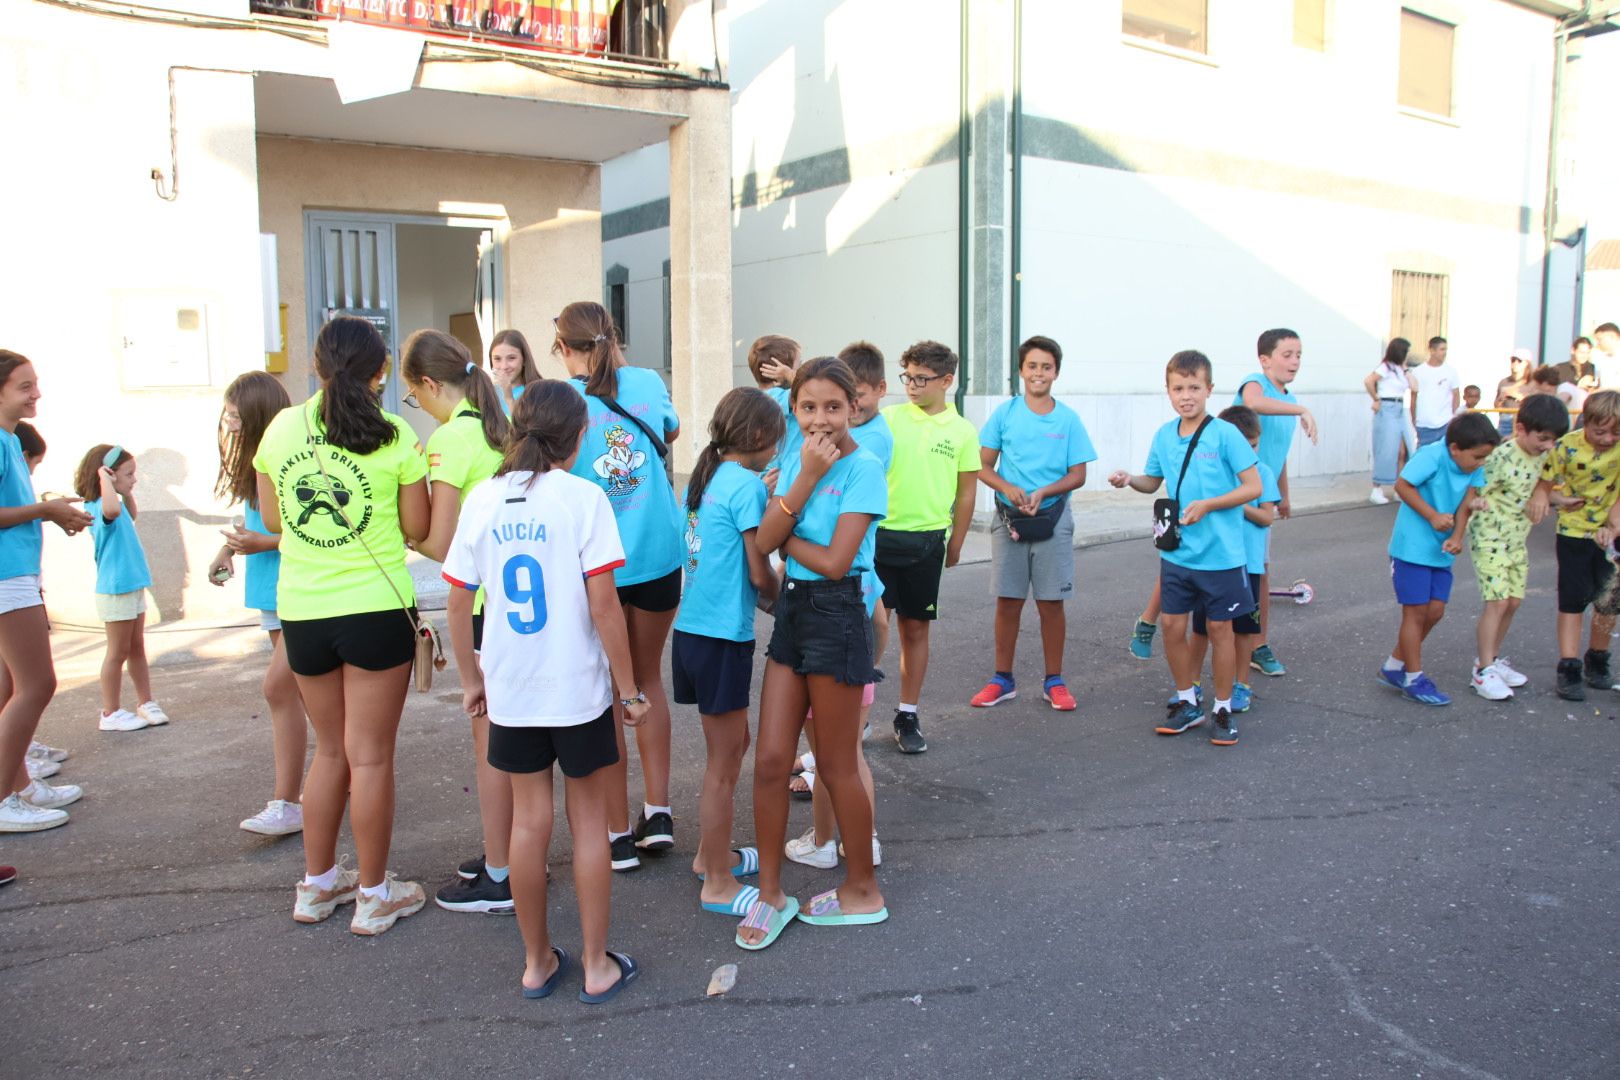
[{"x1": 1293, "y1": 580, "x2": 1314, "y2": 605}]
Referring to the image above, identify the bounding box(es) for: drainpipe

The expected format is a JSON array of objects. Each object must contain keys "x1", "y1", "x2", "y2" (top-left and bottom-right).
[
  {"x1": 1538, "y1": 2, "x2": 1592, "y2": 355},
  {"x1": 1008, "y1": 0, "x2": 1022, "y2": 396},
  {"x1": 957, "y1": 0, "x2": 970, "y2": 413}
]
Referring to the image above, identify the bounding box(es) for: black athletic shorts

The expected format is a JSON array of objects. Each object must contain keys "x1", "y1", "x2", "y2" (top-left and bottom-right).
[
  {"x1": 487, "y1": 707, "x2": 620, "y2": 778},
  {"x1": 873, "y1": 528, "x2": 947, "y2": 621},
  {"x1": 282, "y1": 608, "x2": 417, "y2": 677},
  {"x1": 616, "y1": 567, "x2": 682, "y2": 612},
  {"x1": 1192, "y1": 573, "x2": 1264, "y2": 637},
  {"x1": 671, "y1": 630, "x2": 755, "y2": 715},
  {"x1": 472, "y1": 610, "x2": 484, "y2": 653},
  {"x1": 1556, "y1": 533, "x2": 1618, "y2": 614},
  {"x1": 766, "y1": 575, "x2": 879, "y2": 687}
]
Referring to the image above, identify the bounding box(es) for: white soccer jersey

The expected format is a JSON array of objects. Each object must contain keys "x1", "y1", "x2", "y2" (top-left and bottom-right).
[{"x1": 442, "y1": 469, "x2": 625, "y2": 727}]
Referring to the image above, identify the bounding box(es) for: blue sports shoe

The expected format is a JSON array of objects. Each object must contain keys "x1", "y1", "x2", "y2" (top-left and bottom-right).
[
  {"x1": 1129, "y1": 620, "x2": 1157, "y2": 660},
  {"x1": 1156, "y1": 700, "x2": 1206, "y2": 735},
  {"x1": 1376, "y1": 666, "x2": 1406, "y2": 691},
  {"x1": 1250, "y1": 644, "x2": 1286, "y2": 677},
  {"x1": 1231, "y1": 682, "x2": 1252, "y2": 714},
  {"x1": 1401, "y1": 673, "x2": 1451, "y2": 706},
  {"x1": 1164, "y1": 683, "x2": 1203, "y2": 708}
]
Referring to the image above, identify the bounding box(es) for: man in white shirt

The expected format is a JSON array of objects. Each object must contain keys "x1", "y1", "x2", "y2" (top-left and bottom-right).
[
  {"x1": 1408, "y1": 335, "x2": 1460, "y2": 448},
  {"x1": 1594, "y1": 323, "x2": 1620, "y2": 390}
]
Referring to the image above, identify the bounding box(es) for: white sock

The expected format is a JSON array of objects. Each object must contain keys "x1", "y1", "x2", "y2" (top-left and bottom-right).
[
  {"x1": 608, "y1": 829, "x2": 632, "y2": 842},
  {"x1": 360, "y1": 880, "x2": 389, "y2": 900},
  {"x1": 643, "y1": 803, "x2": 672, "y2": 820},
  {"x1": 303, "y1": 865, "x2": 339, "y2": 891},
  {"x1": 1384, "y1": 655, "x2": 1404, "y2": 672},
  {"x1": 1214, "y1": 698, "x2": 1232, "y2": 713},
  {"x1": 1404, "y1": 669, "x2": 1423, "y2": 686},
  {"x1": 899, "y1": 702, "x2": 918, "y2": 714},
  {"x1": 485, "y1": 864, "x2": 509, "y2": 884},
  {"x1": 1177, "y1": 687, "x2": 1198, "y2": 705}
]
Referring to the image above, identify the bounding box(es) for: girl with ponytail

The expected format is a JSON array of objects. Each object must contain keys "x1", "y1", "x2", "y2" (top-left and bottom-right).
[
  {"x1": 554, "y1": 300, "x2": 685, "y2": 871},
  {"x1": 401, "y1": 328, "x2": 518, "y2": 913},
  {"x1": 252, "y1": 315, "x2": 432, "y2": 936},
  {"x1": 671, "y1": 388, "x2": 783, "y2": 912}
]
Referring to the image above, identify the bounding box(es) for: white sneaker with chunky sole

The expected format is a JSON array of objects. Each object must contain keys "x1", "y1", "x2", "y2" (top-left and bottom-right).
[
  {"x1": 349, "y1": 875, "x2": 426, "y2": 936},
  {"x1": 293, "y1": 860, "x2": 360, "y2": 924}
]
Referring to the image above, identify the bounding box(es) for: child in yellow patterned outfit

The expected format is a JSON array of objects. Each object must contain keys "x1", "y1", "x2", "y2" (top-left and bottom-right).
[
  {"x1": 1457, "y1": 394, "x2": 1568, "y2": 699},
  {"x1": 1527, "y1": 390, "x2": 1620, "y2": 701}
]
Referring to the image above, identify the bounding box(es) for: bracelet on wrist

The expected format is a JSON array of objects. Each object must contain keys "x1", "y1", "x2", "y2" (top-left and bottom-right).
[{"x1": 778, "y1": 497, "x2": 800, "y2": 519}]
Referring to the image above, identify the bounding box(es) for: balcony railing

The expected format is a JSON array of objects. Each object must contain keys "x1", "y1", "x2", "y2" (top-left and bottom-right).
[{"x1": 250, "y1": 0, "x2": 671, "y2": 67}]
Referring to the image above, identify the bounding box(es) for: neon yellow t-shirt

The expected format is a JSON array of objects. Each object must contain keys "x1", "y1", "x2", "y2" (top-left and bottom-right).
[
  {"x1": 880, "y1": 402, "x2": 980, "y2": 533},
  {"x1": 427, "y1": 405, "x2": 503, "y2": 614},
  {"x1": 252, "y1": 394, "x2": 428, "y2": 620},
  {"x1": 1541, "y1": 428, "x2": 1620, "y2": 539}
]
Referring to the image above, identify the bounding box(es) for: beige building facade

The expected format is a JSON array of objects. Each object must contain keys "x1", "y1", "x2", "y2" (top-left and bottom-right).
[{"x1": 1, "y1": 0, "x2": 730, "y2": 628}]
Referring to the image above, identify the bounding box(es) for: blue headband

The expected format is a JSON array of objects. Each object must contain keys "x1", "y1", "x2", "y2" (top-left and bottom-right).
[{"x1": 103, "y1": 445, "x2": 123, "y2": 469}]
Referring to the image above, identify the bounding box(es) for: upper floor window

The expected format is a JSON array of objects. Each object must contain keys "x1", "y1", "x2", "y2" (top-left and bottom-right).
[
  {"x1": 1123, "y1": 0, "x2": 1208, "y2": 55},
  {"x1": 1294, "y1": 0, "x2": 1326, "y2": 51},
  {"x1": 1398, "y1": 8, "x2": 1455, "y2": 117}
]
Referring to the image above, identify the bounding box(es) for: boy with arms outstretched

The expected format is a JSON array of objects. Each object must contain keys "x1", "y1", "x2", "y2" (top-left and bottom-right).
[{"x1": 1109, "y1": 351, "x2": 1261, "y2": 746}]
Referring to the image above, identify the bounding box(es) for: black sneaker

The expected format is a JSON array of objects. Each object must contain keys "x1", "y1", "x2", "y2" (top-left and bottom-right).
[
  {"x1": 457, "y1": 854, "x2": 484, "y2": 881},
  {"x1": 1585, "y1": 648, "x2": 1614, "y2": 690},
  {"x1": 1557, "y1": 658, "x2": 1586, "y2": 702},
  {"x1": 433, "y1": 870, "x2": 515, "y2": 914},
  {"x1": 893, "y1": 710, "x2": 927, "y2": 754},
  {"x1": 610, "y1": 834, "x2": 641, "y2": 872},
  {"x1": 1155, "y1": 700, "x2": 1206, "y2": 735},
  {"x1": 633, "y1": 811, "x2": 674, "y2": 852},
  {"x1": 1209, "y1": 707, "x2": 1238, "y2": 747}
]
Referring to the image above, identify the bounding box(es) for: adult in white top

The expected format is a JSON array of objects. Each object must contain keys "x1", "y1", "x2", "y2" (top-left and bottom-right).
[
  {"x1": 1590, "y1": 324, "x2": 1620, "y2": 390},
  {"x1": 1408, "y1": 336, "x2": 1460, "y2": 448},
  {"x1": 1363, "y1": 338, "x2": 1416, "y2": 504}
]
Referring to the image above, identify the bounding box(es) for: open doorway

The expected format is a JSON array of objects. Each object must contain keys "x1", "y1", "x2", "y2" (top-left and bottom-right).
[{"x1": 395, "y1": 223, "x2": 483, "y2": 444}]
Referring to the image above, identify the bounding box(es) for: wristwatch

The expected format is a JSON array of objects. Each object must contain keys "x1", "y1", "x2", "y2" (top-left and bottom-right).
[{"x1": 620, "y1": 690, "x2": 647, "y2": 708}]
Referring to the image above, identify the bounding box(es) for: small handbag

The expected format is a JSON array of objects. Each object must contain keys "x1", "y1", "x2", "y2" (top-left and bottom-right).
[
  {"x1": 302, "y1": 406, "x2": 445, "y2": 691},
  {"x1": 999, "y1": 495, "x2": 1068, "y2": 543},
  {"x1": 1153, "y1": 416, "x2": 1213, "y2": 552}
]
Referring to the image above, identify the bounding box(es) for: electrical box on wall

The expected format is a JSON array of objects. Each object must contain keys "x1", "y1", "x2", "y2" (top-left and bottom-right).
[{"x1": 117, "y1": 294, "x2": 212, "y2": 389}]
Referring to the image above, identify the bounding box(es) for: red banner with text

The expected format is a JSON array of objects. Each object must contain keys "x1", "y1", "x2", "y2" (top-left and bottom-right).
[{"x1": 314, "y1": 0, "x2": 610, "y2": 56}]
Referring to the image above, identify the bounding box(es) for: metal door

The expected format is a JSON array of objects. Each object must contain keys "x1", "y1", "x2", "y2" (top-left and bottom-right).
[
  {"x1": 305, "y1": 214, "x2": 400, "y2": 412},
  {"x1": 473, "y1": 228, "x2": 504, "y2": 359}
]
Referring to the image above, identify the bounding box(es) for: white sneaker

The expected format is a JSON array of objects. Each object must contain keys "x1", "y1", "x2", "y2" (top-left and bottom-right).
[
  {"x1": 136, "y1": 701, "x2": 170, "y2": 727},
  {"x1": 240, "y1": 799, "x2": 303, "y2": 836},
  {"x1": 28, "y1": 740, "x2": 69, "y2": 763},
  {"x1": 1368, "y1": 487, "x2": 1390, "y2": 505},
  {"x1": 23, "y1": 777, "x2": 83, "y2": 809},
  {"x1": 784, "y1": 828, "x2": 838, "y2": 869},
  {"x1": 99, "y1": 708, "x2": 148, "y2": 732},
  {"x1": 25, "y1": 757, "x2": 60, "y2": 780},
  {"x1": 349, "y1": 874, "x2": 426, "y2": 936},
  {"x1": 1470, "y1": 666, "x2": 1513, "y2": 701},
  {"x1": 1488, "y1": 658, "x2": 1529, "y2": 689},
  {"x1": 0, "y1": 791, "x2": 68, "y2": 832},
  {"x1": 837, "y1": 835, "x2": 883, "y2": 867},
  {"x1": 293, "y1": 859, "x2": 361, "y2": 924}
]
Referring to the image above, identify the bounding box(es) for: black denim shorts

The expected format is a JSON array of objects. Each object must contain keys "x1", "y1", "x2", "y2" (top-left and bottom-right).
[{"x1": 766, "y1": 576, "x2": 879, "y2": 687}]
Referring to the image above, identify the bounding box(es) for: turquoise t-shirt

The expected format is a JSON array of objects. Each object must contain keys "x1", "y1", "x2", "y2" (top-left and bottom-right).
[
  {"x1": 1244, "y1": 462, "x2": 1281, "y2": 575},
  {"x1": 1388, "y1": 441, "x2": 1483, "y2": 568},
  {"x1": 241, "y1": 502, "x2": 281, "y2": 612},
  {"x1": 87, "y1": 498, "x2": 152, "y2": 596},
  {"x1": 0, "y1": 431, "x2": 41, "y2": 580},
  {"x1": 675, "y1": 461, "x2": 767, "y2": 643},
  {"x1": 980, "y1": 397, "x2": 1097, "y2": 509},
  {"x1": 1234, "y1": 372, "x2": 1298, "y2": 478},
  {"x1": 778, "y1": 446, "x2": 887, "y2": 582},
  {"x1": 1144, "y1": 416, "x2": 1258, "y2": 572},
  {"x1": 851, "y1": 413, "x2": 894, "y2": 472},
  {"x1": 566, "y1": 367, "x2": 683, "y2": 586},
  {"x1": 766, "y1": 386, "x2": 796, "y2": 474}
]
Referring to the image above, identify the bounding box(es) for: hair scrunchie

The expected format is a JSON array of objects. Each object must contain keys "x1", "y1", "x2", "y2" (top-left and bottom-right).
[
  {"x1": 465, "y1": 361, "x2": 476, "y2": 375},
  {"x1": 593, "y1": 334, "x2": 607, "y2": 344}
]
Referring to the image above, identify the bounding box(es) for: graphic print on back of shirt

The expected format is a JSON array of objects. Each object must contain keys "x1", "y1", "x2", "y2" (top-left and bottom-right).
[
  {"x1": 278, "y1": 437, "x2": 374, "y2": 549},
  {"x1": 684, "y1": 507, "x2": 702, "y2": 575},
  {"x1": 592, "y1": 424, "x2": 647, "y2": 496}
]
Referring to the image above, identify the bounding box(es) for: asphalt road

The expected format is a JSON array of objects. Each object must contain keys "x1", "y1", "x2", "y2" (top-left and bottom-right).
[{"x1": 2, "y1": 505, "x2": 1616, "y2": 1079}]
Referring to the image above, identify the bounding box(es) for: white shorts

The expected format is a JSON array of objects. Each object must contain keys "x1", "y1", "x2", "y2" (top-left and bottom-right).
[
  {"x1": 259, "y1": 609, "x2": 282, "y2": 633},
  {"x1": 0, "y1": 574, "x2": 43, "y2": 616},
  {"x1": 96, "y1": 590, "x2": 147, "y2": 623}
]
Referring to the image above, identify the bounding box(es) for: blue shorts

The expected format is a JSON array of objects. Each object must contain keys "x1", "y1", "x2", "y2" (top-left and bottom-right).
[
  {"x1": 1192, "y1": 572, "x2": 1264, "y2": 636},
  {"x1": 1416, "y1": 425, "x2": 1448, "y2": 449},
  {"x1": 1391, "y1": 558, "x2": 1453, "y2": 606},
  {"x1": 1160, "y1": 561, "x2": 1255, "y2": 621},
  {"x1": 671, "y1": 629, "x2": 755, "y2": 716}
]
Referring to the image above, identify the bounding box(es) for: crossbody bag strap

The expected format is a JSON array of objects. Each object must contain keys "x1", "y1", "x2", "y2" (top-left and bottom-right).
[
  {"x1": 302, "y1": 403, "x2": 428, "y2": 642},
  {"x1": 572, "y1": 376, "x2": 669, "y2": 460},
  {"x1": 1172, "y1": 416, "x2": 1215, "y2": 502}
]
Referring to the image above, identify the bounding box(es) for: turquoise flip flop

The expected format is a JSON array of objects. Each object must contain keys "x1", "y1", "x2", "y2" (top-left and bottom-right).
[
  {"x1": 701, "y1": 883, "x2": 760, "y2": 916},
  {"x1": 696, "y1": 846, "x2": 760, "y2": 881},
  {"x1": 734, "y1": 896, "x2": 800, "y2": 950},
  {"x1": 796, "y1": 888, "x2": 889, "y2": 927}
]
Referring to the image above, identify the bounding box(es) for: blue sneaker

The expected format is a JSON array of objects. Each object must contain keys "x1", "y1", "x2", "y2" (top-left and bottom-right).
[
  {"x1": 1401, "y1": 673, "x2": 1451, "y2": 706},
  {"x1": 1250, "y1": 644, "x2": 1286, "y2": 677},
  {"x1": 1164, "y1": 683, "x2": 1203, "y2": 708},
  {"x1": 1231, "y1": 682, "x2": 1252, "y2": 713},
  {"x1": 1129, "y1": 620, "x2": 1157, "y2": 660},
  {"x1": 1156, "y1": 700, "x2": 1206, "y2": 735},
  {"x1": 1376, "y1": 666, "x2": 1406, "y2": 691}
]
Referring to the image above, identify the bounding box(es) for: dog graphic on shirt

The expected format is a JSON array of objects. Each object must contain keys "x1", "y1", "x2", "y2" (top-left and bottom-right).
[{"x1": 593, "y1": 425, "x2": 645, "y2": 496}]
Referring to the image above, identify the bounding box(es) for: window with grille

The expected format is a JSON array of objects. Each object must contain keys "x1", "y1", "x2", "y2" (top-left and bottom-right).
[
  {"x1": 1390, "y1": 270, "x2": 1449, "y2": 355},
  {"x1": 1398, "y1": 9, "x2": 1454, "y2": 116},
  {"x1": 1123, "y1": 0, "x2": 1207, "y2": 54}
]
